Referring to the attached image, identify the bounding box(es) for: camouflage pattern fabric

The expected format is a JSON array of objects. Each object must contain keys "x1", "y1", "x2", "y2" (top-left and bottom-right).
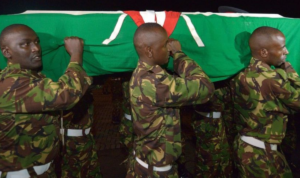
[
  {"x1": 234, "y1": 137, "x2": 293, "y2": 177},
  {"x1": 192, "y1": 94, "x2": 232, "y2": 178},
  {"x1": 192, "y1": 118, "x2": 232, "y2": 178},
  {"x1": 61, "y1": 89, "x2": 102, "y2": 178},
  {"x1": 129, "y1": 52, "x2": 214, "y2": 176},
  {"x1": 221, "y1": 109, "x2": 238, "y2": 152},
  {"x1": 119, "y1": 80, "x2": 134, "y2": 150},
  {"x1": 233, "y1": 59, "x2": 300, "y2": 143},
  {"x1": 213, "y1": 79, "x2": 239, "y2": 146},
  {"x1": 214, "y1": 79, "x2": 239, "y2": 175},
  {"x1": 61, "y1": 134, "x2": 101, "y2": 178},
  {"x1": 0, "y1": 62, "x2": 91, "y2": 176},
  {"x1": 221, "y1": 108, "x2": 239, "y2": 176},
  {"x1": 230, "y1": 58, "x2": 300, "y2": 177}
]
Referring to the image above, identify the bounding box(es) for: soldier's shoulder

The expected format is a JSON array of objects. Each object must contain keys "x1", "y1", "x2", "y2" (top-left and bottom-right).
[
  {"x1": 260, "y1": 68, "x2": 287, "y2": 81},
  {"x1": 0, "y1": 68, "x2": 22, "y2": 80}
]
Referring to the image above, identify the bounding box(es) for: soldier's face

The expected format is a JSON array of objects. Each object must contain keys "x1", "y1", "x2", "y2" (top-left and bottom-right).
[
  {"x1": 267, "y1": 33, "x2": 289, "y2": 67},
  {"x1": 3, "y1": 26, "x2": 42, "y2": 70},
  {"x1": 151, "y1": 30, "x2": 170, "y2": 66}
]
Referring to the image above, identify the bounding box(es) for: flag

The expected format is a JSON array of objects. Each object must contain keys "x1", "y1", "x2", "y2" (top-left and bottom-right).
[{"x1": 0, "y1": 11, "x2": 298, "y2": 82}]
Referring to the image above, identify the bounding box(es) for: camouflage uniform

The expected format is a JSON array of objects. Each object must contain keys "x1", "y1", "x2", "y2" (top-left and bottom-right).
[
  {"x1": 0, "y1": 62, "x2": 91, "y2": 177},
  {"x1": 192, "y1": 89, "x2": 233, "y2": 178},
  {"x1": 60, "y1": 88, "x2": 102, "y2": 178},
  {"x1": 119, "y1": 79, "x2": 134, "y2": 150},
  {"x1": 230, "y1": 58, "x2": 300, "y2": 177},
  {"x1": 214, "y1": 79, "x2": 239, "y2": 176},
  {"x1": 127, "y1": 52, "x2": 214, "y2": 177}
]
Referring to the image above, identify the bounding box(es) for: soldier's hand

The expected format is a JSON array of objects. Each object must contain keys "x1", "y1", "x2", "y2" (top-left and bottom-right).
[
  {"x1": 167, "y1": 38, "x2": 182, "y2": 57},
  {"x1": 64, "y1": 37, "x2": 84, "y2": 65}
]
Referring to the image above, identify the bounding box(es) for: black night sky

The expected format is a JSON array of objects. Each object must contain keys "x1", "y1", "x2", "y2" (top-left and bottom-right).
[{"x1": 1, "y1": 0, "x2": 300, "y2": 18}]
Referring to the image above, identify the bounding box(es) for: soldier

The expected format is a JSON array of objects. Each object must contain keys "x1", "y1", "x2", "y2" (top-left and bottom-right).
[
  {"x1": 127, "y1": 23, "x2": 214, "y2": 177},
  {"x1": 231, "y1": 26, "x2": 300, "y2": 177},
  {"x1": 192, "y1": 80, "x2": 237, "y2": 177},
  {"x1": 60, "y1": 85, "x2": 102, "y2": 178},
  {"x1": 0, "y1": 24, "x2": 91, "y2": 177},
  {"x1": 119, "y1": 73, "x2": 134, "y2": 151}
]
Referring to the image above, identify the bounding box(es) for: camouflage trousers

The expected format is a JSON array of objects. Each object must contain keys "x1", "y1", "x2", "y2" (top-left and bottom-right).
[
  {"x1": 0, "y1": 164, "x2": 56, "y2": 178},
  {"x1": 234, "y1": 136, "x2": 293, "y2": 178},
  {"x1": 126, "y1": 154, "x2": 178, "y2": 178},
  {"x1": 119, "y1": 114, "x2": 133, "y2": 150},
  {"x1": 192, "y1": 118, "x2": 232, "y2": 178},
  {"x1": 61, "y1": 133, "x2": 102, "y2": 178}
]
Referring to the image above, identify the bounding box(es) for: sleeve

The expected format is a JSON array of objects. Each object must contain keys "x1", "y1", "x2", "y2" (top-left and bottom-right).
[
  {"x1": 281, "y1": 62, "x2": 300, "y2": 88},
  {"x1": 0, "y1": 62, "x2": 92, "y2": 113},
  {"x1": 272, "y1": 67, "x2": 300, "y2": 112},
  {"x1": 142, "y1": 52, "x2": 215, "y2": 107}
]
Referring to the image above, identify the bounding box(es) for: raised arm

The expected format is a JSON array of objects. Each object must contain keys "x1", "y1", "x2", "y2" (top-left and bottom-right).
[
  {"x1": 0, "y1": 37, "x2": 92, "y2": 113},
  {"x1": 141, "y1": 39, "x2": 214, "y2": 107}
]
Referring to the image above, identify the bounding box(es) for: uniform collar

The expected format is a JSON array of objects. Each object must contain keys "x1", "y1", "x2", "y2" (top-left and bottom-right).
[
  {"x1": 249, "y1": 57, "x2": 272, "y2": 71},
  {"x1": 6, "y1": 63, "x2": 43, "y2": 76},
  {"x1": 6, "y1": 63, "x2": 22, "y2": 70},
  {"x1": 138, "y1": 60, "x2": 162, "y2": 73}
]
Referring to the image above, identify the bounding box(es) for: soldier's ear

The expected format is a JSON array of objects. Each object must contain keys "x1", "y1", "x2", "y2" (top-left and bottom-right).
[
  {"x1": 146, "y1": 46, "x2": 153, "y2": 58},
  {"x1": 260, "y1": 48, "x2": 268, "y2": 58},
  {"x1": 1, "y1": 46, "x2": 11, "y2": 59}
]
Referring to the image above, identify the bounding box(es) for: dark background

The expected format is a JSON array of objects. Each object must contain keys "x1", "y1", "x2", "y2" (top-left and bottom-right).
[{"x1": 1, "y1": 0, "x2": 300, "y2": 18}]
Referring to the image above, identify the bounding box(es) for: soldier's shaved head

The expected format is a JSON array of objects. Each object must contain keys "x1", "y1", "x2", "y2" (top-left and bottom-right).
[
  {"x1": 0, "y1": 24, "x2": 42, "y2": 70},
  {"x1": 0, "y1": 24, "x2": 33, "y2": 47},
  {"x1": 133, "y1": 23, "x2": 170, "y2": 66},
  {"x1": 133, "y1": 23, "x2": 167, "y2": 57},
  {"x1": 249, "y1": 27, "x2": 283, "y2": 57},
  {"x1": 249, "y1": 26, "x2": 288, "y2": 66}
]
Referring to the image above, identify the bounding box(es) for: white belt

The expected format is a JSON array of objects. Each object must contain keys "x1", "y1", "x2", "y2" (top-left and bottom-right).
[
  {"x1": 195, "y1": 111, "x2": 221, "y2": 119},
  {"x1": 0, "y1": 161, "x2": 52, "y2": 178},
  {"x1": 133, "y1": 152, "x2": 172, "y2": 172},
  {"x1": 66, "y1": 128, "x2": 91, "y2": 137},
  {"x1": 124, "y1": 113, "x2": 132, "y2": 121},
  {"x1": 240, "y1": 135, "x2": 277, "y2": 151}
]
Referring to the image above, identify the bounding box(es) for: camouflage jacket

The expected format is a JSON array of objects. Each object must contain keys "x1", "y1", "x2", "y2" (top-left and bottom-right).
[
  {"x1": 129, "y1": 52, "x2": 214, "y2": 166},
  {"x1": 63, "y1": 89, "x2": 94, "y2": 129},
  {"x1": 193, "y1": 79, "x2": 233, "y2": 119},
  {"x1": 0, "y1": 62, "x2": 91, "y2": 171},
  {"x1": 231, "y1": 58, "x2": 300, "y2": 143}
]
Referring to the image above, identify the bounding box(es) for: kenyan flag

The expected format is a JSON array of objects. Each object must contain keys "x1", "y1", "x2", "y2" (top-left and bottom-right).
[{"x1": 0, "y1": 10, "x2": 299, "y2": 81}]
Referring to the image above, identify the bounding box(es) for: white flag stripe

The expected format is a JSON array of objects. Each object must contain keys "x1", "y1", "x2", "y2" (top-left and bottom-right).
[
  {"x1": 140, "y1": 10, "x2": 156, "y2": 23},
  {"x1": 102, "y1": 14, "x2": 127, "y2": 45},
  {"x1": 155, "y1": 11, "x2": 166, "y2": 26},
  {"x1": 181, "y1": 14, "x2": 205, "y2": 47}
]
